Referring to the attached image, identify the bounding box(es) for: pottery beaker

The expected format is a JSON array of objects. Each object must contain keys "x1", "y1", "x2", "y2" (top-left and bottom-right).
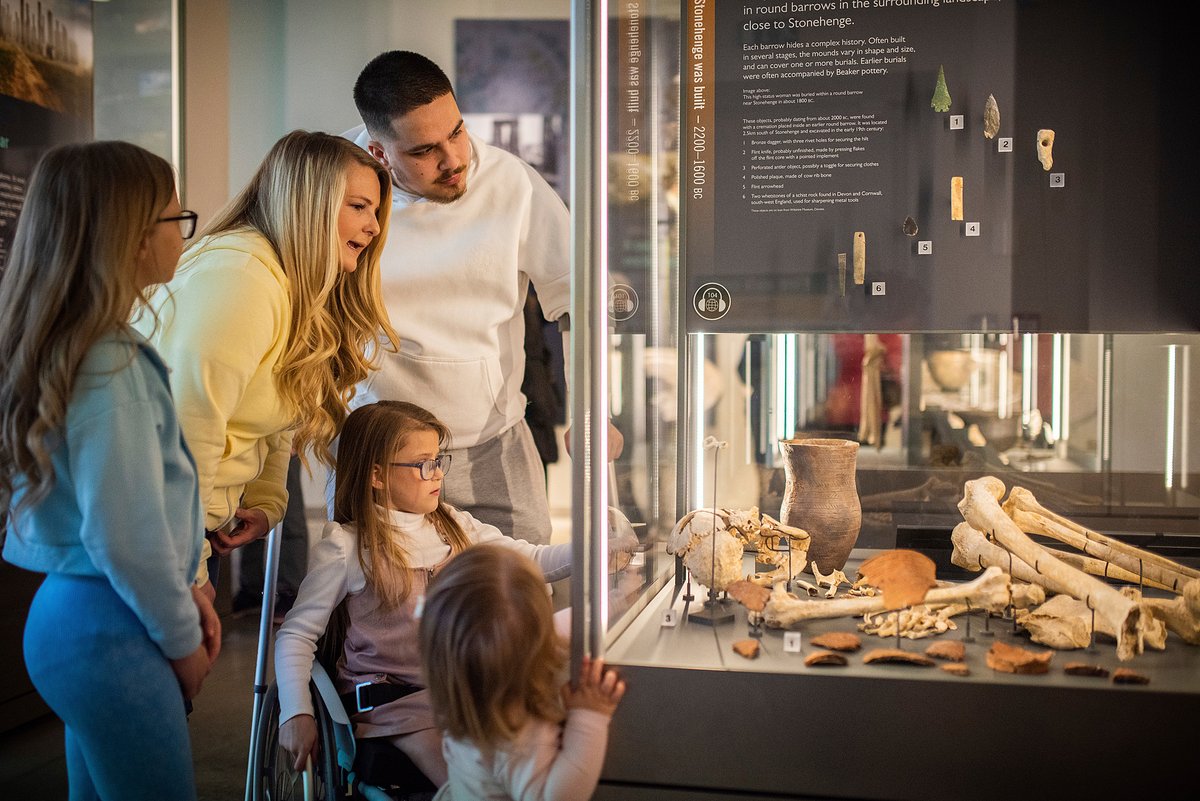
[{"x1": 778, "y1": 438, "x2": 861, "y2": 572}]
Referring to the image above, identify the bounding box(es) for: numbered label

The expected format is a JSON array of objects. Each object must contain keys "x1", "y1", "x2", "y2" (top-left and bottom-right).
[
  {"x1": 965, "y1": 222, "x2": 981, "y2": 237},
  {"x1": 661, "y1": 609, "x2": 679, "y2": 628},
  {"x1": 998, "y1": 137, "x2": 1013, "y2": 152},
  {"x1": 871, "y1": 281, "x2": 886, "y2": 296},
  {"x1": 918, "y1": 240, "x2": 933, "y2": 255},
  {"x1": 949, "y1": 115, "x2": 964, "y2": 130},
  {"x1": 1050, "y1": 173, "x2": 1065, "y2": 188},
  {"x1": 784, "y1": 631, "x2": 803, "y2": 653}
]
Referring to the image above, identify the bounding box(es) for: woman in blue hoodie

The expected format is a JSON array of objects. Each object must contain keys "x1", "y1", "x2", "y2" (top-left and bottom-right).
[{"x1": 0, "y1": 142, "x2": 219, "y2": 801}]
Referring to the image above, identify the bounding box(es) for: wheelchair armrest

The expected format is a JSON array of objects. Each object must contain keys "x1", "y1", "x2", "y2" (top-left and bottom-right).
[{"x1": 310, "y1": 661, "x2": 351, "y2": 727}]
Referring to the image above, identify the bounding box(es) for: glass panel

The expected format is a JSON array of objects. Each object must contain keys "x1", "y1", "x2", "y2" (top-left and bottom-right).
[
  {"x1": 92, "y1": 0, "x2": 177, "y2": 163},
  {"x1": 603, "y1": 0, "x2": 681, "y2": 638},
  {"x1": 684, "y1": 331, "x2": 1200, "y2": 543}
]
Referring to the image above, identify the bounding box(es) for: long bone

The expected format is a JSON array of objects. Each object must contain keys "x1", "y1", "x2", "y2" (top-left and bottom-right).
[
  {"x1": 764, "y1": 566, "x2": 1012, "y2": 629},
  {"x1": 953, "y1": 522, "x2": 1111, "y2": 607},
  {"x1": 955, "y1": 522, "x2": 1175, "y2": 648},
  {"x1": 1042, "y1": 547, "x2": 1176, "y2": 593},
  {"x1": 959, "y1": 477, "x2": 1144, "y2": 661},
  {"x1": 1003, "y1": 486, "x2": 1200, "y2": 592}
]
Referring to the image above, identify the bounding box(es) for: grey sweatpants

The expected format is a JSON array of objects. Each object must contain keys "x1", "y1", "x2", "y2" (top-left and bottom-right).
[{"x1": 443, "y1": 419, "x2": 552, "y2": 545}]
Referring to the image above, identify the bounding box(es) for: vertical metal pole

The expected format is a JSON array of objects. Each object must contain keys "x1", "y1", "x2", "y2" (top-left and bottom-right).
[
  {"x1": 245, "y1": 523, "x2": 282, "y2": 801},
  {"x1": 570, "y1": 0, "x2": 611, "y2": 675}
]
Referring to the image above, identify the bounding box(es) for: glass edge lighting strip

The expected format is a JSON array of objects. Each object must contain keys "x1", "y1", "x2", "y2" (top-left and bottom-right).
[
  {"x1": 693, "y1": 333, "x2": 706, "y2": 507},
  {"x1": 1166, "y1": 344, "x2": 1177, "y2": 491},
  {"x1": 1050, "y1": 333, "x2": 1063, "y2": 444},
  {"x1": 1183, "y1": 345, "x2": 1191, "y2": 490},
  {"x1": 1021, "y1": 332, "x2": 1034, "y2": 430}
]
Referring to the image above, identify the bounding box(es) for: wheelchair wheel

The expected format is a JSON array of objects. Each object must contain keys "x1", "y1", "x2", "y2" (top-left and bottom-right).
[{"x1": 250, "y1": 681, "x2": 342, "y2": 801}]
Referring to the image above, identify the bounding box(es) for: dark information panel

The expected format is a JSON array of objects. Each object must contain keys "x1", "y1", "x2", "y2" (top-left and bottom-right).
[{"x1": 683, "y1": 0, "x2": 1199, "y2": 333}]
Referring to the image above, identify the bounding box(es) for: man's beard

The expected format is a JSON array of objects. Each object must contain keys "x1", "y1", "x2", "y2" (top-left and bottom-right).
[{"x1": 427, "y1": 166, "x2": 468, "y2": 204}]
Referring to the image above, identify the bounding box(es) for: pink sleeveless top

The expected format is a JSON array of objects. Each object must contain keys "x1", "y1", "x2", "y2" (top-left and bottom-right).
[{"x1": 335, "y1": 556, "x2": 450, "y2": 738}]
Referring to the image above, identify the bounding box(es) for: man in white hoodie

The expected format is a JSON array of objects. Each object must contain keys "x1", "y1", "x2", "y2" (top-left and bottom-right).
[{"x1": 346, "y1": 50, "x2": 589, "y2": 543}]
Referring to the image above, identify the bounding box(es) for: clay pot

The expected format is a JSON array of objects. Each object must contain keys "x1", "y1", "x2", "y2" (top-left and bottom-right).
[
  {"x1": 778, "y1": 438, "x2": 861, "y2": 572},
  {"x1": 926, "y1": 350, "x2": 976, "y2": 392}
]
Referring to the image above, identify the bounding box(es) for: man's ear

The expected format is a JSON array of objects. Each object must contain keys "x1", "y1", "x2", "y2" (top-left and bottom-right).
[{"x1": 366, "y1": 141, "x2": 389, "y2": 167}]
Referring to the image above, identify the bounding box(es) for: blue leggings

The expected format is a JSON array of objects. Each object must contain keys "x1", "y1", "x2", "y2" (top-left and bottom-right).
[{"x1": 24, "y1": 574, "x2": 197, "y2": 801}]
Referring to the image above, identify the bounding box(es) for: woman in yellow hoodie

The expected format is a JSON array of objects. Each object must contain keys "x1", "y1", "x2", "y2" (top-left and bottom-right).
[{"x1": 137, "y1": 130, "x2": 398, "y2": 599}]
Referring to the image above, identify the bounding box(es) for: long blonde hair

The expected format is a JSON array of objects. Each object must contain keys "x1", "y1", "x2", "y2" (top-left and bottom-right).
[
  {"x1": 419, "y1": 544, "x2": 566, "y2": 751},
  {"x1": 0, "y1": 141, "x2": 176, "y2": 512},
  {"x1": 334, "y1": 401, "x2": 473, "y2": 609},
  {"x1": 199, "y1": 130, "x2": 397, "y2": 465}
]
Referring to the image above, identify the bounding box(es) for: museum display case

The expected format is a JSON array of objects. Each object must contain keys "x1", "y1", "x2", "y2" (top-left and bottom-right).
[{"x1": 569, "y1": 1, "x2": 1200, "y2": 798}]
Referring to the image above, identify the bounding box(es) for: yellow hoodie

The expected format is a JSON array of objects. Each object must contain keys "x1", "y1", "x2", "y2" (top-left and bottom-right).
[{"x1": 136, "y1": 228, "x2": 294, "y2": 585}]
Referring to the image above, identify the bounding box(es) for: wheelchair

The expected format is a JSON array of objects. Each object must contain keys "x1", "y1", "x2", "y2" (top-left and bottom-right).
[{"x1": 245, "y1": 527, "x2": 437, "y2": 801}]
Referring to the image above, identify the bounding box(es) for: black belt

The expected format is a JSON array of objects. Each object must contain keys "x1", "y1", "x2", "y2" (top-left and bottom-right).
[{"x1": 340, "y1": 679, "x2": 423, "y2": 714}]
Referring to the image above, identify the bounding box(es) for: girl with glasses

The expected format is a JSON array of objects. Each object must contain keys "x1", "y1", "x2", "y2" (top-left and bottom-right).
[
  {"x1": 274, "y1": 400, "x2": 571, "y2": 787},
  {"x1": 134, "y1": 130, "x2": 398, "y2": 603},
  {"x1": 0, "y1": 141, "x2": 219, "y2": 800}
]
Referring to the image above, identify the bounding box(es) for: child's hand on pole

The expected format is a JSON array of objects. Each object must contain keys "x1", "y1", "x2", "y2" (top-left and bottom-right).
[{"x1": 562, "y1": 656, "x2": 626, "y2": 717}]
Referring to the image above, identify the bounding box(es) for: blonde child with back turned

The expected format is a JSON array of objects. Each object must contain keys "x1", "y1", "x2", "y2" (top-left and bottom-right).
[
  {"x1": 275, "y1": 400, "x2": 572, "y2": 786},
  {"x1": 420, "y1": 545, "x2": 626, "y2": 801}
]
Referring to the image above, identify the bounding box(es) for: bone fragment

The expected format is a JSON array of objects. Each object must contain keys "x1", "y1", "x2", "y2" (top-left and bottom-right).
[
  {"x1": 765, "y1": 566, "x2": 1012, "y2": 629},
  {"x1": 925, "y1": 640, "x2": 965, "y2": 662},
  {"x1": 853, "y1": 232, "x2": 866, "y2": 285},
  {"x1": 812, "y1": 563, "x2": 850, "y2": 598},
  {"x1": 1003, "y1": 486, "x2": 1200, "y2": 592},
  {"x1": 1142, "y1": 579, "x2": 1200, "y2": 645},
  {"x1": 860, "y1": 606, "x2": 956, "y2": 639},
  {"x1": 805, "y1": 651, "x2": 848, "y2": 667},
  {"x1": 793, "y1": 578, "x2": 820, "y2": 597},
  {"x1": 941, "y1": 663, "x2": 970, "y2": 677},
  {"x1": 863, "y1": 648, "x2": 935, "y2": 667},
  {"x1": 986, "y1": 640, "x2": 1052, "y2": 674},
  {"x1": 811, "y1": 632, "x2": 862, "y2": 652},
  {"x1": 838, "y1": 252, "x2": 847, "y2": 297},
  {"x1": 1037, "y1": 129, "x2": 1055, "y2": 170},
  {"x1": 950, "y1": 177, "x2": 964, "y2": 221},
  {"x1": 1017, "y1": 593, "x2": 1166, "y2": 652},
  {"x1": 983, "y1": 93, "x2": 1000, "y2": 139},
  {"x1": 957, "y1": 477, "x2": 1145, "y2": 661}
]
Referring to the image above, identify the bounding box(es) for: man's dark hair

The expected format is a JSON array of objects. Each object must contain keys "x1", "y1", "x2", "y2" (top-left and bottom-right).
[{"x1": 354, "y1": 51, "x2": 455, "y2": 139}]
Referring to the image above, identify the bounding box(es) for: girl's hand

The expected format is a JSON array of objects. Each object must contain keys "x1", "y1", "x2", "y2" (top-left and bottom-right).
[
  {"x1": 562, "y1": 656, "x2": 626, "y2": 717},
  {"x1": 192, "y1": 584, "x2": 222, "y2": 666},
  {"x1": 170, "y1": 645, "x2": 211, "y2": 700},
  {"x1": 280, "y1": 714, "x2": 318, "y2": 773}
]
